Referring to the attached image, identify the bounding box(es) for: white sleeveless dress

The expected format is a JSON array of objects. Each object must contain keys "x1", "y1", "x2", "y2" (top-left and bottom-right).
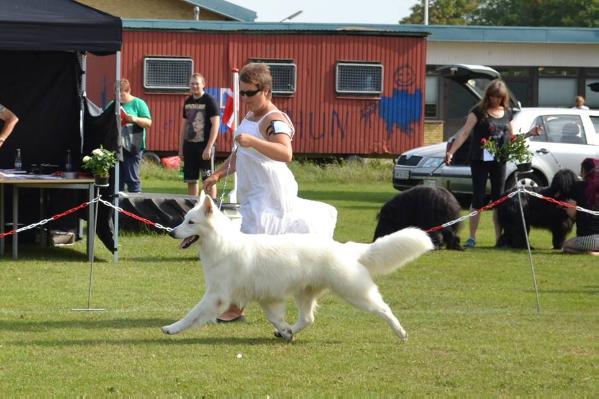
[{"x1": 234, "y1": 111, "x2": 337, "y2": 238}]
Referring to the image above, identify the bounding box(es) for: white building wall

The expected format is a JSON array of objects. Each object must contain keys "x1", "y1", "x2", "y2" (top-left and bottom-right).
[{"x1": 428, "y1": 42, "x2": 599, "y2": 67}]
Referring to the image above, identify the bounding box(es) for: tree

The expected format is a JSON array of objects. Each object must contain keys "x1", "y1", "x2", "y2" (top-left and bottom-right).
[
  {"x1": 400, "y1": 0, "x2": 479, "y2": 25},
  {"x1": 473, "y1": 0, "x2": 598, "y2": 27},
  {"x1": 401, "y1": 0, "x2": 598, "y2": 27}
]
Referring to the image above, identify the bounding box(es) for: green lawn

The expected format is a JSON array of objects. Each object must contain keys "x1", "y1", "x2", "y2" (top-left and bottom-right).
[{"x1": 0, "y1": 162, "x2": 597, "y2": 396}]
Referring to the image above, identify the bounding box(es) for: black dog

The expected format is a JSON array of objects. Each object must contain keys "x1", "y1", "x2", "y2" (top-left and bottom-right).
[
  {"x1": 496, "y1": 169, "x2": 579, "y2": 249},
  {"x1": 374, "y1": 186, "x2": 463, "y2": 250}
]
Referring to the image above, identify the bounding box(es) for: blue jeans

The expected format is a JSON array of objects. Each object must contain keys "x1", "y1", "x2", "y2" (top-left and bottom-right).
[{"x1": 120, "y1": 151, "x2": 142, "y2": 192}]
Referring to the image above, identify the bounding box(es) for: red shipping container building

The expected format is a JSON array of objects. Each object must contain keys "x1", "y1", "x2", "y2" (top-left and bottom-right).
[{"x1": 87, "y1": 22, "x2": 428, "y2": 158}]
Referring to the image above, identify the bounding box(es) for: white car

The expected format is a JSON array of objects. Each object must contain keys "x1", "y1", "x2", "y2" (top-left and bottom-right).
[{"x1": 393, "y1": 66, "x2": 599, "y2": 204}]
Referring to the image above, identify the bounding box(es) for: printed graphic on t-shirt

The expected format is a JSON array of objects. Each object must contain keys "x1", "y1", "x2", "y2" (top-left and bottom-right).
[
  {"x1": 488, "y1": 121, "x2": 508, "y2": 146},
  {"x1": 184, "y1": 103, "x2": 207, "y2": 142}
]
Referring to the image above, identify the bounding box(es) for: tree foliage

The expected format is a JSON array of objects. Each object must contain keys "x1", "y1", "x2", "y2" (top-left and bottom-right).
[
  {"x1": 401, "y1": 0, "x2": 598, "y2": 27},
  {"x1": 400, "y1": 0, "x2": 479, "y2": 25}
]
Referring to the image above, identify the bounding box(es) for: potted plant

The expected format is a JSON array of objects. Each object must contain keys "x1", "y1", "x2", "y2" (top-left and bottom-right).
[
  {"x1": 82, "y1": 146, "x2": 117, "y2": 186},
  {"x1": 480, "y1": 135, "x2": 532, "y2": 171}
]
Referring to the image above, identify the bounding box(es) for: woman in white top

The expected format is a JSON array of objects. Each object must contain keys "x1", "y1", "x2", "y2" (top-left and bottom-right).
[{"x1": 203, "y1": 63, "x2": 337, "y2": 321}]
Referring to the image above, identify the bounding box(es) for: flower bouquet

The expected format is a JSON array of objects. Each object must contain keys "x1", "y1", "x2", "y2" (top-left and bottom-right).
[
  {"x1": 480, "y1": 135, "x2": 532, "y2": 167},
  {"x1": 82, "y1": 146, "x2": 117, "y2": 185}
]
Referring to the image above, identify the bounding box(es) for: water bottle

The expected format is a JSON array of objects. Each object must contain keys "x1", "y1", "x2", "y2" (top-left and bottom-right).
[
  {"x1": 65, "y1": 149, "x2": 72, "y2": 172},
  {"x1": 14, "y1": 148, "x2": 22, "y2": 170}
]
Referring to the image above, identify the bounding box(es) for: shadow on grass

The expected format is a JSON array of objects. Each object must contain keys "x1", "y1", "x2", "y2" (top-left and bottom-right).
[
  {"x1": 0, "y1": 317, "x2": 172, "y2": 331},
  {"x1": 8, "y1": 336, "x2": 323, "y2": 347},
  {"x1": 540, "y1": 287, "x2": 599, "y2": 295},
  {"x1": 13, "y1": 245, "x2": 105, "y2": 263},
  {"x1": 114, "y1": 255, "x2": 198, "y2": 262}
]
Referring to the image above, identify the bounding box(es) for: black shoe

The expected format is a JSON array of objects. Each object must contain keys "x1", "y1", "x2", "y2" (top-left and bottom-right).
[{"x1": 216, "y1": 315, "x2": 246, "y2": 323}]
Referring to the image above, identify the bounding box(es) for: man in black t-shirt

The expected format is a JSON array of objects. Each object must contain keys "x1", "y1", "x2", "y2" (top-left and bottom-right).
[{"x1": 179, "y1": 73, "x2": 220, "y2": 197}]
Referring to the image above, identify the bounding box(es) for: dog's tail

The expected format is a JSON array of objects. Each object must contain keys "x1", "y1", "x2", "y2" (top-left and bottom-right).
[{"x1": 359, "y1": 227, "x2": 434, "y2": 276}]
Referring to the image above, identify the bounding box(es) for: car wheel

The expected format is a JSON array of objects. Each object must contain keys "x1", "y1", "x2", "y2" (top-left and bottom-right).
[{"x1": 505, "y1": 170, "x2": 546, "y2": 190}]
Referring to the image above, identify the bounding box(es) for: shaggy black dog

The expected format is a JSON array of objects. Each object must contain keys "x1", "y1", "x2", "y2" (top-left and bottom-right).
[
  {"x1": 374, "y1": 186, "x2": 463, "y2": 250},
  {"x1": 496, "y1": 169, "x2": 579, "y2": 249}
]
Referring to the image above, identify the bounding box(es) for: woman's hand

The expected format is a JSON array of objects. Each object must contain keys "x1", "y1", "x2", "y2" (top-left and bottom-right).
[
  {"x1": 203, "y1": 173, "x2": 219, "y2": 192},
  {"x1": 235, "y1": 133, "x2": 255, "y2": 148},
  {"x1": 527, "y1": 125, "x2": 543, "y2": 137},
  {"x1": 445, "y1": 152, "x2": 454, "y2": 165}
]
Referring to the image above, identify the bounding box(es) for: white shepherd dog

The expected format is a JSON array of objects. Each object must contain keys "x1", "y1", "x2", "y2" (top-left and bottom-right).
[{"x1": 163, "y1": 193, "x2": 434, "y2": 342}]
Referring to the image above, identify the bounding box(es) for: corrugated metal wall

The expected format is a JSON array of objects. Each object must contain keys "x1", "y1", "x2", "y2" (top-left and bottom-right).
[{"x1": 87, "y1": 30, "x2": 426, "y2": 157}]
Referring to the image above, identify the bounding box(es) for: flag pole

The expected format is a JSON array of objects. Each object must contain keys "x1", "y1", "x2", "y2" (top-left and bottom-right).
[{"x1": 229, "y1": 68, "x2": 239, "y2": 203}]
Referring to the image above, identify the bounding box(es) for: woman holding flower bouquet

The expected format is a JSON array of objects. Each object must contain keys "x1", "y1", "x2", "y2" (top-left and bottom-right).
[{"x1": 444, "y1": 79, "x2": 541, "y2": 248}]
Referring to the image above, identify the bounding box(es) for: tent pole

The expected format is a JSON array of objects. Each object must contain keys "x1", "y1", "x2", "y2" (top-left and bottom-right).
[{"x1": 113, "y1": 50, "x2": 121, "y2": 263}]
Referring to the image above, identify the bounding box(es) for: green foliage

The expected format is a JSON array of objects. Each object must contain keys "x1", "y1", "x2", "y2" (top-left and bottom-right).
[
  {"x1": 81, "y1": 146, "x2": 117, "y2": 177},
  {"x1": 481, "y1": 134, "x2": 531, "y2": 163},
  {"x1": 400, "y1": 0, "x2": 480, "y2": 25},
  {"x1": 1, "y1": 163, "x2": 598, "y2": 396},
  {"x1": 401, "y1": 0, "x2": 598, "y2": 27},
  {"x1": 473, "y1": 0, "x2": 598, "y2": 27},
  {"x1": 289, "y1": 157, "x2": 393, "y2": 184}
]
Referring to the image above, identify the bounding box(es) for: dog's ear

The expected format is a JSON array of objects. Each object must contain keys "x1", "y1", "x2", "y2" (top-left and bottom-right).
[{"x1": 203, "y1": 194, "x2": 214, "y2": 216}]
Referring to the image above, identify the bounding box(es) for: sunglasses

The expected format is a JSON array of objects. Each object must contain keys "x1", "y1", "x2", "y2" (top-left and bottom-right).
[{"x1": 239, "y1": 88, "x2": 261, "y2": 97}]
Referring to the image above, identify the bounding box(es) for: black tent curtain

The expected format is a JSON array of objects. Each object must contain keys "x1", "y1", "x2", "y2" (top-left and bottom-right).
[
  {"x1": 0, "y1": 0, "x2": 121, "y2": 250},
  {"x1": 0, "y1": 0, "x2": 121, "y2": 53}
]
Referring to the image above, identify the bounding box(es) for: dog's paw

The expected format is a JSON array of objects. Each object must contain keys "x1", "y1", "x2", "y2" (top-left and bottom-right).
[
  {"x1": 399, "y1": 331, "x2": 408, "y2": 343},
  {"x1": 274, "y1": 328, "x2": 293, "y2": 342},
  {"x1": 161, "y1": 325, "x2": 178, "y2": 335}
]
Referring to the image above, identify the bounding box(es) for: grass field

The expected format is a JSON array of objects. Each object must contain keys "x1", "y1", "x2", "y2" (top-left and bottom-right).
[{"x1": 1, "y1": 161, "x2": 597, "y2": 396}]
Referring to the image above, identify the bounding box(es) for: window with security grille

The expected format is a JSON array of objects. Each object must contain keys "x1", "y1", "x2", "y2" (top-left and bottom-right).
[
  {"x1": 251, "y1": 60, "x2": 296, "y2": 95},
  {"x1": 143, "y1": 57, "x2": 193, "y2": 90},
  {"x1": 336, "y1": 62, "x2": 383, "y2": 95}
]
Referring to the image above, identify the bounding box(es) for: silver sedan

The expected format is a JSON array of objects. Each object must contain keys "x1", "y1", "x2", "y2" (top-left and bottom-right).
[{"x1": 393, "y1": 107, "x2": 599, "y2": 203}]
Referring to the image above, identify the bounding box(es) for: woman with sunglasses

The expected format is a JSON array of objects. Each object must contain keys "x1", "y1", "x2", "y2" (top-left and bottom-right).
[{"x1": 204, "y1": 63, "x2": 337, "y2": 322}]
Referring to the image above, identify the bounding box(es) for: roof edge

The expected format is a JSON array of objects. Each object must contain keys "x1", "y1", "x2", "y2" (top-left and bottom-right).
[{"x1": 122, "y1": 19, "x2": 430, "y2": 36}]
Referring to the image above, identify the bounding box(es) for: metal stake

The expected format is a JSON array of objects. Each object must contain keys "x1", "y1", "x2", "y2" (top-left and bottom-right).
[
  {"x1": 515, "y1": 171, "x2": 541, "y2": 314},
  {"x1": 73, "y1": 184, "x2": 106, "y2": 312}
]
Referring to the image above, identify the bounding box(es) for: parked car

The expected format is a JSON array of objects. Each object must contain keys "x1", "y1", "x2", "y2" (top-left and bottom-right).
[{"x1": 393, "y1": 65, "x2": 599, "y2": 204}]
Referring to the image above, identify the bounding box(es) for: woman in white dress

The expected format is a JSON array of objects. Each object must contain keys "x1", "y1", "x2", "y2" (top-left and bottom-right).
[{"x1": 203, "y1": 63, "x2": 337, "y2": 321}]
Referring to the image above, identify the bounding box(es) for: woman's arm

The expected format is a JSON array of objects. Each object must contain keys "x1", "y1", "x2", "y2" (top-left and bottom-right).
[
  {"x1": 445, "y1": 112, "x2": 477, "y2": 165},
  {"x1": 565, "y1": 199, "x2": 577, "y2": 219},
  {"x1": 203, "y1": 152, "x2": 237, "y2": 192},
  {"x1": 236, "y1": 132, "x2": 292, "y2": 163},
  {"x1": 0, "y1": 107, "x2": 19, "y2": 146},
  {"x1": 125, "y1": 114, "x2": 152, "y2": 129},
  {"x1": 524, "y1": 124, "x2": 542, "y2": 138},
  {"x1": 235, "y1": 112, "x2": 294, "y2": 162}
]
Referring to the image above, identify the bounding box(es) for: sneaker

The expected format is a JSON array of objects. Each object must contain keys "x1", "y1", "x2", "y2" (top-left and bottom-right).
[{"x1": 464, "y1": 237, "x2": 476, "y2": 248}]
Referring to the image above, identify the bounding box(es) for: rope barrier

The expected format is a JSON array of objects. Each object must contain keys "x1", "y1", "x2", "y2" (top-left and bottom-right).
[
  {"x1": 425, "y1": 187, "x2": 597, "y2": 233},
  {"x1": 1, "y1": 187, "x2": 596, "y2": 240},
  {"x1": 0, "y1": 197, "x2": 100, "y2": 239}
]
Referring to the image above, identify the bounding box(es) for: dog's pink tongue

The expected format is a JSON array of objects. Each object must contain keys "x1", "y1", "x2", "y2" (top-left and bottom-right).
[{"x1": 180, "y1": 235, "x2": 199, "y2": 249}]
